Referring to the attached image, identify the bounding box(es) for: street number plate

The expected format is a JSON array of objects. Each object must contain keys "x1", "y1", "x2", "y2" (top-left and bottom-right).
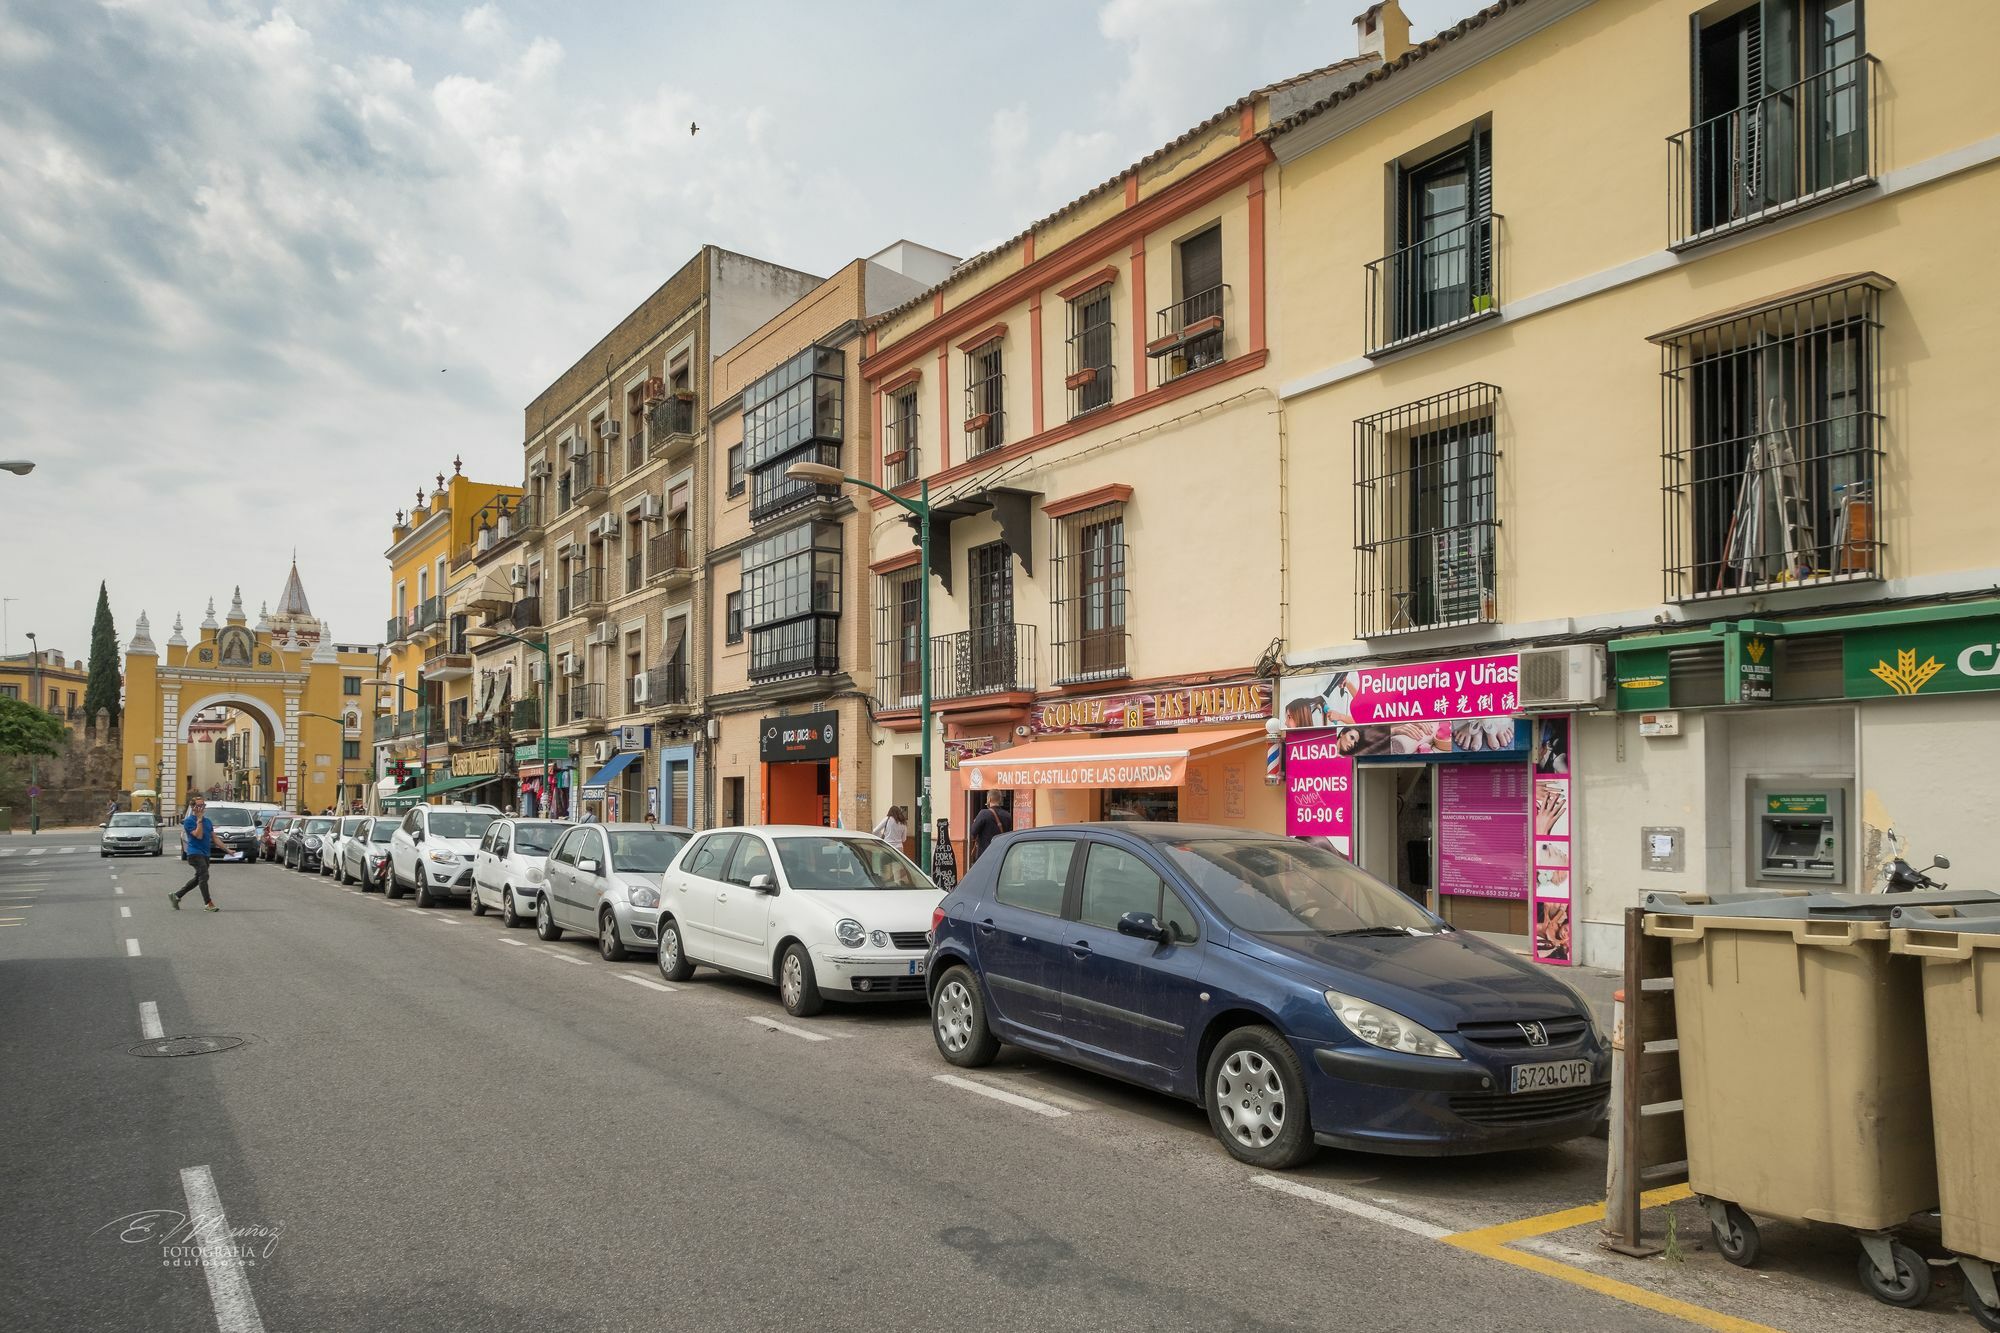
[
  {"x1": 908, "y1": 959, "x2": 926, "y2": 976},
  {"x1": 1510, "y1": 1059, "x2": 1591, "y2": 1094}
]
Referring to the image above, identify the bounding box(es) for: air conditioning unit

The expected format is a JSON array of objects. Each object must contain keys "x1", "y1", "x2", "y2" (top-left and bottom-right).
[
  {"x1": 598, "y1": 419, "x2": 620, "y2": 439},
  {"x1": 636, "y1": 495, "x2": 663, "y2": 522},
  {"x1": 590, "y1": 622, "x2": 619, "y2": 646},
  {"x1": 561, "y1": 653, "x2": 584, "y2": 677},
  {"x1": 566, "y1": 436, "x2": 592, "y2": 459},
  {"x1": 528, "y1": 460, "x2": 551, "y2": 479},
  {"x1": 631, "y1": 671, "x2": 649, "y2": 704},
  {"x1": 529, "y1": 658, "x2": 546, "y2": 683},
  {"x1": 642, "y1": 376, "x2": 666, "y2": 405},
  {"x1": 507, "y1": 564, "x2": 529, "y2": 588},
  {"x1": 597, "y1": 514, "x2": 621, "y2": 539},
  {"x1": 1518, "y1": 644, "x2": 1607, "y2": 709},
  {"x1": 594, "y1": 740, "x2": 615, "y2": 763}
]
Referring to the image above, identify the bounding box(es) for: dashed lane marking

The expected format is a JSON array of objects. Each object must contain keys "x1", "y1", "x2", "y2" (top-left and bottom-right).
[
  {"x1": 932, "y1": 1073, "x2": 1067, "y2": 1117},
  {"x1": 744, "y1": 1015, "x2": 832, "y2": 1042},
  {"x1": 125, "y1": 938, "x2": 141, "y2": 957},
  {"x1": 119, "y1": 905, "x2": 131, "y2": 918},
  {"x1": 179, "y1": 1165, "x2": 267, "y2": 1333},
  {"x1": 139, "y1": 1001, "x2": 164, "y2": 1040},
  {"x1": 113, "y1": 885, "x2": 124, "y2": 895},
  {"x1": 534, "y1": 946, "x2": 591, "y2": 966},
  {"x1": 499, "y1": 939, "x2": 529, "y2": 947},
  {"x1": 619, "y1": 975, "x2": 677, "y2": 993}
]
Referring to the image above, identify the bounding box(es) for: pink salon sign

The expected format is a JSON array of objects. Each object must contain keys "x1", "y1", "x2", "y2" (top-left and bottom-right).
[
  {"x1": 1278, "y1": 653, "x2": 1520, "y2": 728},
  {"x1": 1283, "y1": 731, "x2": 1352, "y2": 854}
]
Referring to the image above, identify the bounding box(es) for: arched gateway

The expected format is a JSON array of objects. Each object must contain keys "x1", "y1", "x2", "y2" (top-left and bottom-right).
[{"x1": 121, "y1": 565, "x2": 378, "y2": 814}]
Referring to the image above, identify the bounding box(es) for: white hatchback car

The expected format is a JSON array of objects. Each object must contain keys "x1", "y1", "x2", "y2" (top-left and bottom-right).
[
  {"x1": 655, "y1": 827, "x2": 941, "y2": 1017},
  {"x1": 469, "y1": 818, "x2": 571, "y2": 929},
  {"x1": 387, "y1": 804, "x2": 501, "y2": 906},
  {"x1": 321, "y1": 815, "x2": 369, "y2": 877}
]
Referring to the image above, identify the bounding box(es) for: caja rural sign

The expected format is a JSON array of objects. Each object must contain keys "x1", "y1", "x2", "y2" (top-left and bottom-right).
[{"x1": 1843, "y1": 618, "x2": 2000, "y2": 699}]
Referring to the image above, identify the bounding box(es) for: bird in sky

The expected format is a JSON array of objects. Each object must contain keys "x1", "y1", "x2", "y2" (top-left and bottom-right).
[{"x1": 689, "y1": 121, "x2": 699, "y2": 136}]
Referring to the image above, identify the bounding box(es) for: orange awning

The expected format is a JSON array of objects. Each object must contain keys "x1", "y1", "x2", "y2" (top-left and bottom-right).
[{"x1": 959, "y1": 725, "x2": 1266, "y2": 790}]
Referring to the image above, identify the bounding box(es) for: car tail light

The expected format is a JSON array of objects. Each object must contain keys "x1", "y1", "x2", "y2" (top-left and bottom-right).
[{"x1": 931, "y1": 906, "x2": 946, "y2": 936}]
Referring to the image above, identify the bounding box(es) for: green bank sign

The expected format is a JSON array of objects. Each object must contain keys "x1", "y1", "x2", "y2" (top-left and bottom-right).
[
  {"x1": 513, "y1": 738, "x2": 572, "y2": 762},
  {"x1": 1843, "y1": 618, "x2": 2000, "y2": 699}
]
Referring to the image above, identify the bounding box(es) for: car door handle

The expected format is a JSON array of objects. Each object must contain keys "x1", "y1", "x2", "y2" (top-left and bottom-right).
[
  {"x1": 1069, "y1": 940, "x2": 1093, "y2": 959},
  {"x1": 977, "y1": 918, "x2": 997, "y2": 936}
]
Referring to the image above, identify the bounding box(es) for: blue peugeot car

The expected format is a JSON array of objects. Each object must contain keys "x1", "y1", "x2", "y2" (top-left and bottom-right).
[{"x1": 927, "y1": 824, "x2": 1608, "y2": 1168}]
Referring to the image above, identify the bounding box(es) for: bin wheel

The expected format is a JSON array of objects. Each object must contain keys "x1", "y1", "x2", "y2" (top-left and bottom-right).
[
  {"x1": 1711, "y1": 1205, "x2": 1760, "y2": 1268},
  {"x1": 1857, "y1": 1242, "x2": 1931, "y2": 1309},
  {"x1": 1969, "y1": 1284, "x2": 2000, "y2": 1332}
]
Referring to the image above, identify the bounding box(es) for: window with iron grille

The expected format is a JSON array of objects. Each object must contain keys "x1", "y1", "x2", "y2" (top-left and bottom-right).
[
  {"x1": 742, "y1": 520, "x2": 842, "y2": 679},
  {"x1": 1050, "y1": 503, "x2": 1127, "y2": 683},
  {"x1": 885, "y1": 387, "x2": 920, "y2": 485},
  {"x1": 874, "y1": 568, "x2": 923, "y2": 709},
  {"x1": 1656, "y1": 277, "x2": 1884, "y2": 603},
  {"x1": 964, "y1": 340, "x2": 1004, "y2": 455},
  {"x1": 725, "y1": 591, "x2": 743, "y2": 645},
  {"x1": 1065, "y1": 286, "x2": 1115, "y2": 418},
  {"x1": 1354, "y1": 384, "x2": 1500, "y2": 637},
  {"x1": 727, "y1": 444, "x2": 745, "y2": 497},
  {"x1": 744, "y1": 345, "x2": 843, "y2": 521}
]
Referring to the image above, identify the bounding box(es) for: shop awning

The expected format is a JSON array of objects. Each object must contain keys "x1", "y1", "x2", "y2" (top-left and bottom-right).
[
  {"x1": 580, "y1": 751, "x2": 640, "y2": 798},
  {"x1": 382, "y1": 772, "x2": 489, "y2": 806},
  {"x1": 957, "y1": 725, "x2": 1266, "y2": 790}
]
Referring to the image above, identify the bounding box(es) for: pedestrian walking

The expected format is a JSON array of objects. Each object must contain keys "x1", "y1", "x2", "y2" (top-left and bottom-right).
[
  {"x1": 968, "y1": 792, "x2": 1012, "y2": 864},
  {"x1": 106, "y1": 798, "x2": 119, "y2": 823},
  {"x1": 871, "y1": 805, "x2": 908, "y2": 851},
  {"x1": 171, "y1": 798, "x2": 222, "y2": 912}
]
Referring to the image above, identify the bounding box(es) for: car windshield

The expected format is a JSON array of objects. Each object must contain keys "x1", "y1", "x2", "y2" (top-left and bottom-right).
[
  {"x1": 271, "y1": 817, "x2": 292, "y2": 830},
  {"x1": 303, "y1": 818, "x2": 336, "y2": 834},
  {"x1": 108, "y1": 814, "x2": 154, "y2": 828},
  {"x1": 368, "y1": 823, "x2": 396, "y2": 843},
  {"x1": 1162, "y1": 838, "x2": 1439, "y2": 937},
  {"x1": 428, "y1": 813, "x2": 496, "y2": 840},
  {"x1": 510, "y1": 822, "x2": 566, "y2": 856},
  {"x1": 341, "y1": 818, "x2": 367, "y2": 835},
  {"x1": 776, "y1": 837, "x2": 933, "y2": 891},
  {"x1": 206, "y1": 808, "x2": 256, "y2": 828},
  {"x1": 605, "y1": 831, "x2": 687, "y2": 873}
]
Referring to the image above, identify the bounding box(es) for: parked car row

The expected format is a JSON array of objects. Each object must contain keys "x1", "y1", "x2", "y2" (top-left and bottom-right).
[{"x1": 245, "y1": 810, "x2": 1610, "y2": 1170}]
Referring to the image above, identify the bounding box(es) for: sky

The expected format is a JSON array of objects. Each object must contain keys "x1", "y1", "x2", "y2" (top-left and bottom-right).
[{"x1": 0, "y1": 0, "x2": 1487, "y2": 667}]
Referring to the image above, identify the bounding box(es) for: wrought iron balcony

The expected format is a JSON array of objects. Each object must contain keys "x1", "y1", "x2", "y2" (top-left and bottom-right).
[
  {"x1": 566, "y1": 452, "x2": 609, "y2": 508},
  {"x1": 461, "y1": 717, "x2": 505, "y2": 747},
  {"x1": 566, "y1": 567, "x2": 604, "y2": 617},
  {"x1": 1147, "y1": 284, "x2": 1228, "y2": 382},
  {"x1": 511, "y1": 596, "x2": 542, "y2": 632},
  {"x1": 385, "y1": 614, "x2": 410, "y2": 645},
  {"x1": 1669, "y1": 55, "x2": 1878, "y2": 249},
  {"x1": 634, "y1": 662, "x2": 690, "y2": 711},
  {"x1": 1363, "y1": 214, "x2": 1501, "y2": 356},
  {"x1": 932, "y1": 624, "x2": 1036, "y2": 700},
  {"x1": 373, "y1": 714, "x2": 397, "y2": 742},
  {"x1": 647, "y1": 528, "x2": 694, "y2": 584},
  {"x1": 511, "y1": 495, "x2": 542, "y2": 538},
  {"x1": 510, "y1": 696, "x2": 544, "y2": 731},
  {"x1": 558, "y1": 682, "x2": 605, "y2": 726},
  {"x1": 649, "y1": 395, "x2": 697, "y2": 458}
]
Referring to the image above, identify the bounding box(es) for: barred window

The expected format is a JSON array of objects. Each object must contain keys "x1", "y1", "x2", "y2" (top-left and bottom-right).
[
  {"x1": 874, "y1": 568, "x2": 923, "y2": 709},
  {"x1": 964, "y1": 340, "x2": 1004, "y2": 455},
  {"x1": 1354, "y1": 384, "x2": 1499, "y2": 637},
  {"x1": 1066, "y1": 287, "x2": 1114, "y2": 417},
  {"x1": 741, "y1": 521, "x2": 842, "y2": 679},
  {"x1": 727, "y1": 444, "x2": 744, "y2": 497},
  {"x1": 1656, "y1": 275, "x2": 1885, "y2": 601},
  {"x1": 744, "y1": 345, "x2": 843, "y2": 521},
  {"x1": 725, "y1": 591, "x2": 744, "y2": 645},
  {"x1": 885, "y1": 388, "x2": 920, "y2": 486},
  {"x1": 1051, "y1": 503, "x2": 1127, "y2": 683}
]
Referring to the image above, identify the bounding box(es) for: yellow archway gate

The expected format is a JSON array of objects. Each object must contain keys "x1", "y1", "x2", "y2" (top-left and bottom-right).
[{"x1": 121, "y1": 572, "x2": 377, "y2": 814}]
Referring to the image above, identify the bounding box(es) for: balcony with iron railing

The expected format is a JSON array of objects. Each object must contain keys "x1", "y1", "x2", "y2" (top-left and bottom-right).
[
  {"x1": 560, "y1": 567, "x2": 603, "y2": 619},
  {"x1": 1363, "y1": 215, "x2": 1501, "y2": 356},
  {"x1": 1669, "y1": 55, "x2": 1878, "y2": 249},
  {"x1": 373, "y1": 714, "x2": 397, "y2": 743},
  {"x1": 649, "y1": 394, "x2": 697, "y2": 459},
  {"x1": 633, "y1": 662, "x2": 691, "y2": 712},
  {"x1": 385, "y1": 614, "x2": 410, "y2": 645},
  {"x1": 511, "y1": 595, "x2": 542, "y2": 632},
  {"x1": 565, "y1": 451, "x2": 609, "y2": 509},
  {"x1": 461, "y1": 716, "x2": 506, "y2": 747},
  {"x1": 557, "y1": 682, "x2": 606, "y2": 726},
  {"x1": 647, "y1": 527, "x2": 694, "y2": 586},
  {"x1": 1147, "y1": 284, "x2": 1228, "y2": 383},
  {"x1": 932, "y1": 624, "x2": 1036, "y2": 700},
  {"x1": 422, "y1": 642, "x2": 472, "y2": 681},
  {"x1": 510, "y1": 695, "x2": 544, "y2": 732},
  {"x1": 391, "y1": 707, "x2": 435, "y2": 739}
]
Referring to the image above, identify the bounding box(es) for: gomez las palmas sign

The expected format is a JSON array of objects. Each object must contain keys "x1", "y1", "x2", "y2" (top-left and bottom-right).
[{"x1": 1032, "y1": 679, "x2": 1271, "y2": 735}]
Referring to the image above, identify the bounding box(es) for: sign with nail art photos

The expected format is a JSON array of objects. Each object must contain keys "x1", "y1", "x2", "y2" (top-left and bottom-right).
[{"x1": 1530, "y1": 715, "x2": 1574, "y2": 967}]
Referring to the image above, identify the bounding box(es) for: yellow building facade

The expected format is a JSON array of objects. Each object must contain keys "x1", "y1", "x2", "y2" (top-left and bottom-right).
[
  {"x1": 0, "y1": 649, "x2": 90, "y2": 717},
  {"x1": 121, "y1": 569, "x2": 376, "y2": 813},
  {"x1": 1267, "y1": 0, "x2": 2000, "y2": 965}
]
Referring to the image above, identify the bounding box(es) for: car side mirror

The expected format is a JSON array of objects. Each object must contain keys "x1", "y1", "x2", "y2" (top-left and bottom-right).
[
  {"x1": 1933, "y1": 856, "x2": 1952, "y2": 871},
  {"x1": 413, "y1": 829, "x2": 424, "y2": 843},
  {"x1": 577, "y1": 858, "x2": 601, "y2": 876},
  {"x1": 748, "y1": 872, "x2": 776, "y2": 894},
  {"x1": 1117, "y1": 911, "x2": 1172, "y2": 944}
]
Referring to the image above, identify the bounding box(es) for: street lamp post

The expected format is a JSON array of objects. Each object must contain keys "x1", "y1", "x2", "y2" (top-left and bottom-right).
[
  {"x1": 25, "y1": 630, "x2": 39, "y2": 834},
  {"x1": 463, "y1": 627, "x2": 552, "y2": 816},
  {"x1": 784, "y1": 462, "x2": 935, "y2": 871}
]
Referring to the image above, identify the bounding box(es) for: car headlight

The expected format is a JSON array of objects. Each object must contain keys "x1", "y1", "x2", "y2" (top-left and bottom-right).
[
  {"x1": 628, "y1": 884, "x2": 660, "y2": 909},
  {"x1": 305, "y1": 836, "x2": 322, "y2": 848},
  {"x1": 524, "y1": 864, "x2": 545, "y2": 884},
  {"x1": 835, "y1": 918, "x2": 865, "y2": 948},
  {"x1": 1324, "y1": 990, "x2": 1462, "y2": 1060},
  {"x1": 427, "y1": 850, "x2": 459, "y2": 864}
]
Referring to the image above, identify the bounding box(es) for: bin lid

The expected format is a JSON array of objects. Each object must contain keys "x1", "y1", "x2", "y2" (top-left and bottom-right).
[
  {"x1": 1889, "y1": 900, "x2": 2000, "y2": 935},
  {"x1": 1643, "y1": 888, "x2": 2000, "y2": 921}
]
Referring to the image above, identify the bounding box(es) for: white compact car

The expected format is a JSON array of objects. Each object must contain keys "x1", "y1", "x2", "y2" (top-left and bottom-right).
[
  {"x1": 322, "y1": 815, "x2": 369, "y2": 877},
  {"x1": 469, "y1": 818, "x2": 571, "y2": 928},
  {"x1": 387, "y1": 803, "x2": 500, "y2": 906},
  {"x1": 655, "y1": 826, "x2": 941, "y2": 1017}
]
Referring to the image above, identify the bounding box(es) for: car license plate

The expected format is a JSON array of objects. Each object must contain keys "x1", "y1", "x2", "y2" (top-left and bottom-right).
[
  {"x1": 1510, "y1": 1059, "x2": 1592, "y2": 1094},
  {"x1": 908, "y1": 958, "x2": 926, "y2": 976}
]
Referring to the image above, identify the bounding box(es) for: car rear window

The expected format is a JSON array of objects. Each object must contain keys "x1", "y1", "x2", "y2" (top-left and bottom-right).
[
  {"x1": 995, "y1": 840, "x2": 1074, "y2": 917},
  {"x1": 206, "y1": 808, "x2": 257, "y2": 828}
]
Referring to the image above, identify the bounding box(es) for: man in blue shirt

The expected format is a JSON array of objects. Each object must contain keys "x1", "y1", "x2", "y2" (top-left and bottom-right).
[{"x1": 171, "y1": 797, "x2": 221, "y2": 912}]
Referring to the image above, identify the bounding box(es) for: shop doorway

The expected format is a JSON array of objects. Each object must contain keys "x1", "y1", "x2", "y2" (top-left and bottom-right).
[
  {"x1": 1358, "y1": 765, "x2": 1433, "y2": 908},
  {"x1": 769, "y1": 761, "x2": 829, "y2": 826},
  {"x1": 965, "y1": 787, "x2": 1013, "y2": 869}
]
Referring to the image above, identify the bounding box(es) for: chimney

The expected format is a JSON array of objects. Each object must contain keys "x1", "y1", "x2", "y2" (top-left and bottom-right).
[{"x1": 1354, "y1": 1, "x2": 1413, "y2": 65}]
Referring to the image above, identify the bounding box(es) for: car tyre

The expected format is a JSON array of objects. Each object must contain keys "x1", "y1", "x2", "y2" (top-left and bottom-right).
[
  {"x1": 501, "y1": 889, "x2": 524, "y2": 929},
  {"x1": 656, "y1": 916, "x2": 695, "y2": 981},
  {"x1": 599, "y1": 910, "x2": 627, "y2": 962},
  {"x1": 470, "y1": 886, "x2": 487, "y2": 917},
  {"x1": 778, "y1": 942, "x2": 824, "y2": 1018},
  {"x1": 1203, "y1": 1027, "x2": 1316, "y2": 1170},
  {"x1": 385, "y1": 867, "x2": 407, "y2": 900},
  {"x1": 101, "y1": 851, "x2": 109, "y2": 858},
  {"x1": 151, "y1": 848, "x2": 162, "y2": 857},
  {"x1": 415, "y1": 874, "x2": 439, "y2": 909},
  {"x1": 536, "y1": 894, "x2": 562, "y2": 941},
  {"x1": 931, "y1": 966, "x2": 1000, "y2": 1068}
]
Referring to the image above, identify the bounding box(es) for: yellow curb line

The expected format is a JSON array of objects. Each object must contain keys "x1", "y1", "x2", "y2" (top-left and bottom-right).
[{"x1": 1440, "y1": 1184, "x2": 1786, "y2": 1333}]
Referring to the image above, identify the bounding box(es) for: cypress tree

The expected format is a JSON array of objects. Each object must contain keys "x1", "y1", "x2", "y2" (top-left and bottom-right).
[{"x1": 84, "y1": 581, "x2": 122, "y2": 720}]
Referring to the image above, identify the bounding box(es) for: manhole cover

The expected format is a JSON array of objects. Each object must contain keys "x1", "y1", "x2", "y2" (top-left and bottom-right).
[{"x1": 128, "y1": 1036, "x2": 246, "y2": 1058}]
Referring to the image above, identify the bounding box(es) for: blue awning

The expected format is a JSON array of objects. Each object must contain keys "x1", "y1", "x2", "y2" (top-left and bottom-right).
[{"x1": 580, "y1": 750, "x2": 640, "y2": 797}]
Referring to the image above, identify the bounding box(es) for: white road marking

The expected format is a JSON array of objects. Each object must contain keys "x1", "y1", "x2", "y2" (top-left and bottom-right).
[
  {"x1": 499, "y1": 939, "x2": 529, "y2": 947},
  {"x1": 1250, "y1": 1175, "x2": 1452, "y2": 1241},
  {"x1": 113, "y1": 885, "x2": 124, "y2": 895},
  {"x1": 139, "y1": 1001, "x2": 164, "y2": 1040},
  {"x1": 119, "y1": 905, "x2": 131, "y2": 918},
  {"x1": 933, "y1": 1073, "x2": 1069, "y2": 1117},
  {"x1": 534, "y1": 946, "x2": 591, "y2": 966},
  {"x1": 28, "y1": 848, "x2": 46, "y2": 856},
  {"x1": 125, "y1": 938, "x2": 142, "y2": 957},
  {"x1": 745, "y1": 1015, "x2": 832, "y2": 1042},
  {"x1": 619, "y1": 975, "x2": 677, "y2": 993},
  {"x1": 179, "y1": 1165, "x2": 267, "y2": 1333}
]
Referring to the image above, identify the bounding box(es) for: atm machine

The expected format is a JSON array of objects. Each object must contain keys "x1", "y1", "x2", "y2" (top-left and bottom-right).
[{"x1": 1748, "y1": 784, "x2": 1847, "y2": 888}]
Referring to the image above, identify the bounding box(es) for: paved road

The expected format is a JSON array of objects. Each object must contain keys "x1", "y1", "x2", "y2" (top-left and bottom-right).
[{"x1": 0, "y1": 830, "x2": 1968, "y2": 1332}]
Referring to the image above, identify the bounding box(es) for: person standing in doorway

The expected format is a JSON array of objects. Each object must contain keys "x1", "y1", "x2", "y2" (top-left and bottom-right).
[
  {"x1": 171, "y1": 797, "x2": 221, "y2": 912},
  {"x1": 969, "y1": 792, "x2": 1012, "y2": 864}
]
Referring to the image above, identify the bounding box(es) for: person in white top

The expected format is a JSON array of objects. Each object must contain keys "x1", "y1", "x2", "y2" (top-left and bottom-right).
[{"x1": 871, "y1": 805, "x2": 908, "y2": 850}]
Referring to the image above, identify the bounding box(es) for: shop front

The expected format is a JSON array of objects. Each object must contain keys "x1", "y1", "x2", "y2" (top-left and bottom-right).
[
  {"x1": 449, "y1": 745, "x2": 512, "y2": 811},
  {"x1": 760, "y1": 709, "x2": 839, "y2": 827},
  {"x1": 514, "y1": 738, "x2": 572, "y2": 819},
  {"x1": 1279, "y1": 654, "x2": 1575, "y2": 967}
]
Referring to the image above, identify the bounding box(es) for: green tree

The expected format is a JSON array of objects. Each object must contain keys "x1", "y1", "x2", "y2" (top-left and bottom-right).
[
  {"x1": 0, "y1": 696, "x2": 68, "y2": 757},
  {"x1": 84, "y1": 582, "x2": 122, "y2": 720}
]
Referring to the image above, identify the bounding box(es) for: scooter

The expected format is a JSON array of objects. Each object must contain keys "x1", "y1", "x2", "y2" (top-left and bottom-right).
[{"x1": 1884, "y1": 854, "x2": 1950, "y2": 893}]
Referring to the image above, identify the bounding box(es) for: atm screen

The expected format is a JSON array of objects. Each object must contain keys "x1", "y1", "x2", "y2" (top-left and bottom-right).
[{"x1": 1763, "y1": 818, "x2": 1833, "y2": 871}]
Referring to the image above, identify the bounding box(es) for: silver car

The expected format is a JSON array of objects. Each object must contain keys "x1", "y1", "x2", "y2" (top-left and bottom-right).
[
  {"x1": 338, "y1": 817, "x2": 398, "y2": 891},
  {"x1": 321, "y1": 816, "x2": 369, "y2": 877},
  {"x1": 536, "y1": 823, "x2": 692, "y2": 960},
  {"x1": 100, "y1": 812, "x2": 163, "y2": 857}
]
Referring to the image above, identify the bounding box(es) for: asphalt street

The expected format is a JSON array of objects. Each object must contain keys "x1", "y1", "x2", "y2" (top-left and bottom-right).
[{"x1": 0, "y1": 829, "x2": 1971, "y2": 1333}]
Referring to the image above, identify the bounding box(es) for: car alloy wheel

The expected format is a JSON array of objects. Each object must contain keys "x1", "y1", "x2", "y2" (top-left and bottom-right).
[
  {"x1": 1215, "y1": 1049, "x2": 1287, "y2": 1152},
  {"x1": 935, "y1": 978, "x2": 977, "y2": 1053},
  {"x1": 781, "y1": 952, "x2": 804, "y2": 1010},
  {"x1": 656, "y1": 918, "x2": 695, "y2": 982},
  {"x1": 599, "y1": 911, "x2": 627, "y2": 962},
  {"x1": 501, "y1": 890, "x2": 520, "y2": 929},
  {"x1": 536, "y1": 895, "x2": 561, "y2": 941}
]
